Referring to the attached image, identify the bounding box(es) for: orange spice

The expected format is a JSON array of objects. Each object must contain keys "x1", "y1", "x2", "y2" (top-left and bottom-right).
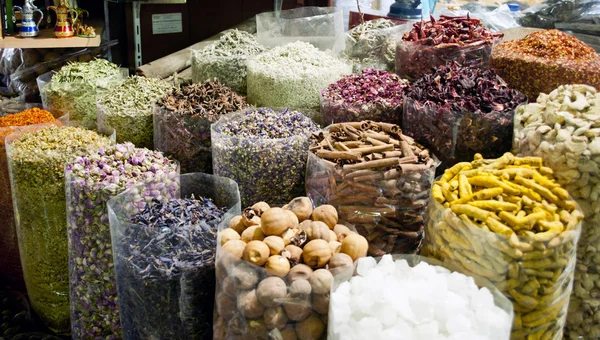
[
  {"x1": 0, "y1": 108, "x2": 56, "y2": 127},
  {"x1": 501, "y1": 29, "x2": 596, "y2": 61}
]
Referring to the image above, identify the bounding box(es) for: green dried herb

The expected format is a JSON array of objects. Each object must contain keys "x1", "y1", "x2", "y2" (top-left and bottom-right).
[
  {"x1": 39, "y1": 59, "x2": 121, "y2": 130},
  {"x1": 191, "y1": 30, "x2": 265, "y2": 94},
  {"x1": 6, "y1": 126, "x2": 114, "y2": 335},
  {"x1": 98, "y1": 76, "x2": 175, "y2": 149}
]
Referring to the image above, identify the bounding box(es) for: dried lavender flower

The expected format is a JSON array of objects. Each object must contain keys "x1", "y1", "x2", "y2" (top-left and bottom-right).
[
  {"x1": 192, "y1": 30, "x2": 265, "y2": 94},
  {"x1": 212, "y1": 107, "x2": 319, "y2": 207},
  {"x1": 65, "y1": 143, "x2": 178, "y2": 339},
  {"x1": 39, "y1": 59, "x2": 122, "y2": 129},
  {"x1": 97, "y1": 76, "x2": 175, "y2": 149},
  {"x1": 154, "y1": 79, "x2": 250, "y2": 173},
  {"x1": 403, "y1": 62, "x2": 526, "y2": 171},
  {"x1": 6, "y1": 126, "x2": 114, "y2": 334},
  {"x1": 321, "y1": 68, "x2": 409, "y2": 125},
  {"x1": 247, "y1": 41, "x2": 352, "y2": 111}
]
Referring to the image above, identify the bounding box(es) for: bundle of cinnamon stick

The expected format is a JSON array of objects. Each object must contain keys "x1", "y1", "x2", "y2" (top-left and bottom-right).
[{"x1": 306, "y1": 121, "x2": 439, "y2": 255}]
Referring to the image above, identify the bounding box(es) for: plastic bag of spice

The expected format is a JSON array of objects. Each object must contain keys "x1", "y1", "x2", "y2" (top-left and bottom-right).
[
  {"x1": 305, "y1": 121, "x2": 439, "y2": 255},
  {"x1": 0, "y1": 109, "x2": 64, "y2": 290},
  {"x1": 108, "y1": 172, "x2": 240, "y2": 340},
  {"x1": 256, "y1": 7, "x2": 345, "y2": 55},
  {"x1": 211, "y1": 108, "x2": 320, "y2": 208},
  {"x1": 6, "y1": 125, "x2": 114, "y2": 335},
  {"x1": 65, "y1": 144, "x2": 179, "y2": 339},
  {"x1": 421, "y1": 154, "x2": 584, "y2": 340}
]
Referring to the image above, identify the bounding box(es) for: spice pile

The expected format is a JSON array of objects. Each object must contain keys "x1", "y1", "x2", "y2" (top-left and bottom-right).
[
  {"x1": 191, "y1": 30, "x2": 265, "y2": 94},
  {"x1": 512, "y1": 84, "x2": 600, "y2": 338},
  {"x1": 247, "y1": 41, "x2": 352, "y2": 110},
  {"x1": 39, "y1": 59, "x2": 121, "y2": 129},
  {"x1": 396, "y1": 15, "x2": 503, "y2": 80},
  {"x1": 6, "y1": 126, "x2": 113, "y2": 334},
  {"x1": 422, "y1": 153, "x2": 583, "y2": 340},
  {"x1": 215, "y1": 197, "x2": 368, "y2": 340},
  {"x1": 491, "y1": 30, "x2": 600, "y2": 99},
  {"x1": 0, "y1": 108, "x2": 57, "y2": 289},
  {"x1": 320, "y1": 69, "x2": 408, "y2": 125},
  {"x1": 97, "y1": 76, "x2": 174, "y2": 149},
  {"x1": 307, "y1": 121, "x2": 438, "y2": 255},
  {"x1": 65, "y1": 143, "x2": 178, "y2": 339},
  {"x1": 344, "y1": 19, "x2": 399, "y2": 72},
  {"x1": 212, "y1": 108, "x2": 319, "y2": 207},
  {"x1": 403, "y1": 62, "x2": 526, "y2": 171},
  {"x1": 155, "y1": 79, "x2": 249, "y2": 173},
  {"x1": 329, "y1": 255, "x2": 513, "y2": 340},
  {"x1": 114, "y1": 195, "x2": 226, "y2": 339}
]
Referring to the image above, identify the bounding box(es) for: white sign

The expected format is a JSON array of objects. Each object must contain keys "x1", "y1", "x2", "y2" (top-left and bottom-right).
[{"x1": 152, "y1": 13, "x2": 183, "y2": 35}]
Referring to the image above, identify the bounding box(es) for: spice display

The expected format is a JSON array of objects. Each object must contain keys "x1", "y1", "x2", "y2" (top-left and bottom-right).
[
  {"x1": 6, "y1": 126, "x2": 113, "y2": 334},
  {"x1": 306, "y1": 121, "x2": 438, "y2": 255},
  {"x1": 329, "y1": 255, "x2": 513, "y2": 340},
  {"x1": 396, "y1": 15, "x2": 503, "y2": 80},
  {"x1": 65, "y1": 143, "x2": 178, "y2": 339},
  {"x1": 214, "y1": 196, "x2": 368, "y2": 339},
  {"x1": 38, "y1": 59, "x2": 121, "y2": 129},
  {"x1": 191, "y1": 29, "x2": 265, "y2": 94},
  {"x1": 247, "y1": 42, "x2": 352, "y2": 111},
  {"x1": 403, "y1": 62, "x2": 526, "y2": 172},
  {"x1": 320, "y1": 69, "x2": 408, "y2": 125},
  {"x1": 491, "y1": 30, "x2": 600, "y2": 100},
  {"x1": 109, "y1": 173, "x2": 239, "y2": 340},
  {"x1": 512, "y1": 84, "x2": 600, "y2": 339},
  {"x1": 343, "y1": 19, "x2": 401, "y2": 72},
  {"x1": 212, "y1": 108, "x2": 319, "y2": 207},
  {"x1": 421, "y1": 153, "x2": 583, "y2": 340},
  {"x1": 97, "y1": 76, "x2": 174, "y2": 149},
  {"x1": 154, "y1": 79, "x2": 249, "y2": 174},
  {"x1": 0, "y1": 108, "x2": 57, "y2": 289}
]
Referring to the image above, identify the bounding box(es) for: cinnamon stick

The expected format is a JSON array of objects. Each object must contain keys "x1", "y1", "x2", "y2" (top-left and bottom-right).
[
  {"x1": 343, "y1": 157, "x2": 400, "y2": 170},
  {"x1": 316, "y1": 150, "x2": 361, "y2": 161}
]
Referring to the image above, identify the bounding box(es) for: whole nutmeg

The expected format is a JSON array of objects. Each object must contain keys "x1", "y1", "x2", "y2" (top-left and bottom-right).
[
  {"x1": 265, "y1": 255, "x2": 291, "y2": 277},
  {"x1": 341, "y1": 233, "x2": 368, "y2": 261},
  {"x1": 223, "y1": 239, "x2": 246, "y2": 259},
  {"x1": 285, "y1": 209, "x2": 300, "y2": 229},
  {"x1": 243, "y1": 240, "x2": 270, "y2": 266},
  {"x1": 328, "y1": 253, "x2": 353, "y2": 269},
  {"x1": 261, "y1": 207, "x2": 293, "y2": 236},
  {"x1": 302, "y1": 239, "x2": 332, "y2": 269},
  {"x1": 231, "y1": 263, "x2": 259, "y2": 290},
  {"x1": 281, "y1": 228, "x2": 296, "y2": 246},
  {"x1": 299, "y1": 219, "x2": 311, "y2": 231},
  {"x1": 229, "y1": 215, "x2": 245, "y2": 234},
  {"x1": 309, "y1": 269, "x2": 333, "y2": 294},
  {"x1": 282, "y1": 295, "x2": 312, "y2": 322},
  {"x1": 242, "y1": 208, "x2": 261, "y2": 227},
  {"x1": 288, "y1": 264, "x2": 313, "y2": 282},
  {"x1": 251, "y1": 201, "x2": 270, "y2": 217},
  {"x1": 286, "y1": 196, "x2": 313, "y2": 222},
  {"x1": 264, "y1": 306, "x2": 288, "y2": 330},
  {"x1": 257, "y1": 277, "x2": 287, "y2": 307},
  {"x1": 333, "y1": 224, "x2": 352, "y2": 242},
  {"x1": 289, "y1": 278, "x2": 312, "y2": 297},
  {"x1": 223, "y1": 276, "x2": 237, "y2": 298},
  {"x1": 263, "y1": 236, "x2": 285, "y2": 256},
  {"x1": 328, "y1": 230, "x2": 337, "y2": 242},
  {"x1": 311, "y1": 205, "x2": 338, "y2": 229},
  {"x1": 295, "y1": 313, "x2": 325, "y2": 340},
  {"x1": 241, "y1": 226, "x2": 265, "y2": 243},
  {"x1": 312, "y1": 294, "x2": 330, "y2": 314},
  {"x1": 216, "y1": 292, "x2": 237, "y2": 320},
  {"x1": 281, "y1": 327, "x2": 297, "y2": 340},
  {"x1": 247, "y1": 319, "x2": 268, "y2": 338},
  {"x1": 221, "y1": 228, "x2": 241, "y2": 246},
  {"x1": 237, "y1": 289, "x2": 265, "y2": 319},
  {"x1": 303, "y1": 221, "x2": 331, "y2": 242},
  {"x1": 284, "y1": 245, "x2": 303, "y2": 264},
  {"x1": 329, "y1": 240, "x2": 341, "y2": 254}
]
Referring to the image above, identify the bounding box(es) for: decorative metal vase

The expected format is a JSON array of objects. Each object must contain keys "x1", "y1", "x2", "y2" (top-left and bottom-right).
[
  {"x1": 13, "y1": 0, "x2": 43, "y2": 38},
  {"x1": 48, "y1": 0, "x2": 77, "y2": 38}
]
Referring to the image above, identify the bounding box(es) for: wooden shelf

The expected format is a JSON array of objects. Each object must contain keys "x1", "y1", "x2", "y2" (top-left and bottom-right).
[{"x1": 0, "y1": 24, "x2": 103, "y2": 49}]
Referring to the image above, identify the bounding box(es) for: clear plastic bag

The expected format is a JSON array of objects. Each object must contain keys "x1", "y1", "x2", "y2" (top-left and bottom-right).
[
  {"x1": 211, "y1": 110, "x2": 315, "y2": 207},
  {"x1": 306, "y1": 152, "x2": 439, "y2": 255},
  {"x1": 519, "y1": 0, "x2": 600, "y2": 29},
  {"x1": 191, "y1": 51, "x2": 251, "y2": 94},
  {"x1": 320, "y1": 91, "x2": 403, "y2": 125},
  {"x1": 108, "y1": 173, "x2": 240, "y2": 340},
  {"x1": 5, "y1": 125, "x2": 113, "y2": 335},
  {"x1": 421, "y1": 194, "x2": 582, "y2": 340},
  {"x1": 395, "y1": 39, "x2": 496, "y2": 80},
  {"x1": 328, "y1": 254, "x2": 514, "y2": 340},
  {"x1": 402, "y1": 98, "x2": 515, "y2": 173},
  {"x1": 38, "y1": 70, "x2": 122, "y2": 129},
  {"x1": 256, "y1": 7, "x2": 345, "y2": 54},
  {"x1": 153, "y1": 105, "x2": 214, "y2": 174},
  {"x1": 97, "y1": 101, "x2": 154, "y2": 149}
]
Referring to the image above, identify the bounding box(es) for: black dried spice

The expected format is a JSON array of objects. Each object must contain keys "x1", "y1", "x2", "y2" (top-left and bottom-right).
[
  {"x1": 155, "y1": 79, "x2": 249, "y2": 173},
  {"x1": 116, "y1": 197, "x2": 226, "y2": 340},
  {"x1": 403, "y1": 62, "x2": 527, "y2": 172}
]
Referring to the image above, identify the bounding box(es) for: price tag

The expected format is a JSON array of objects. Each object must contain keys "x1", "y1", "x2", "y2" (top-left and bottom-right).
[{"x1": 152, "y1": 13, "x2": 183, "y2": 35}]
